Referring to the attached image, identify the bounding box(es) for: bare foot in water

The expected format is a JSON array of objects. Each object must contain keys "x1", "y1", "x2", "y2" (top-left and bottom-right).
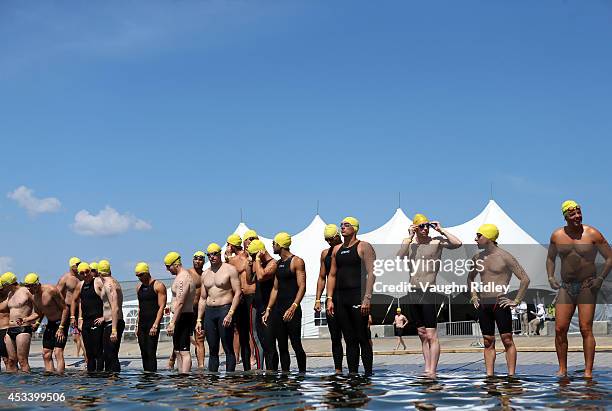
[{"x1": 556, "y1": 369, "x2": 567, "y2": 377}]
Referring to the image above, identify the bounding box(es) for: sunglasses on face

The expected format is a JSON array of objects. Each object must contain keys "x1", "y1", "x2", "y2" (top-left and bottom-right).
[
  {"x1": 476, "y1": 233, "x2": 483, "y2": 239},
  {"x1": 207, "y1": 252, "x2": 220, "y2": 258},
  {"x1": 419, "y1": 224, "x2": 430, "y2": 229},
  {"x1": 193, "y1": 256, "x2": 205, "y2": 261},
  {"x1": 245, "y1": 237, "x2": 257, "y2": 242},
  {"x1": 136, "y1": 272, "x2": 147, "y2": 277},
  {"x1": 340, "y1": 223, "x2": 352, "y2": 228}
]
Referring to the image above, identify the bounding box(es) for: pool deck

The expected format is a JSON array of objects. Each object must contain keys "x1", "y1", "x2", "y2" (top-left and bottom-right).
[{"x1": 20, "y1": 335, "x2": 612, "y2": 374}]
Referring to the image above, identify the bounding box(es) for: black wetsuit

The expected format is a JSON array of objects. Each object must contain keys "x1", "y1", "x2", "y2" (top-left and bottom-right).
[
  {"x1": 103, "y1": 318, "x2": 125, "y2": 372},
  {"x1": 324, "y1": 246, "x2": 343, "y2": 371},
  {"x1": 334, "y1": 241, "x2": 373, "y2": 375},
  {"x1": 255, "y1": 259, "x2": 279, "y2": 371},
  {"x1": 235, "y1": 291, "x2": 253, "y2": 371},
  {"x1": 81, "y1": 280, "x2": 104, "y2": 372},
  {"x1": 137, "y1": 280, "x2": 160, "y2": 372},
  {"x1": 271, "y1": 256, "x2": 306, "y2": 372},
  {"x1": 204, "y1": 303, "x2": 236, "y2": 372}
]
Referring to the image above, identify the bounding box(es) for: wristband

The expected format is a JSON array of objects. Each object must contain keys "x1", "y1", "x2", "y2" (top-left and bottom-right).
[
  {"x1": 514, "y1": 299, "x2": 521, "y2": 305},
  {"x1": 79, "y1": 317, "x2": 83, "y2": 320},
  {"x1": 315, "y1": 299, "x2": 321, "y2": 303},
  {"x1": 112, "y1": 328, "x2": 117, "y2": 332},
  {"x1": 196, "y1": 319, "x2": 202, "y2": 323},
  {"x1": 266, "y1": 307, "x2": 271, "y2": 312},
  {"x1": 58, "y1": 325, "x2": 64, "y2": 329},
  {"x1": 292, "y1": 303, "x2": 298, "y2": 308},
  {"x1": 70, "y1": 316, "x2": 76, "y2": 319},
  {"x1": 228, "y1": 310, "x2": 234, "y2": 315}
]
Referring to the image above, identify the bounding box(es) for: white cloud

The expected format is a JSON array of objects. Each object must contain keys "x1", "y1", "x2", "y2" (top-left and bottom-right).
[
  {"x1": 72, "y1": 206, "x2": 152, "y2": 236},
  {"x1": 0, "y1": 256, "x2": 14, "y2": 273},
  {"x1": 7, "y1": 185, "x2": 62, "y2": 216}
]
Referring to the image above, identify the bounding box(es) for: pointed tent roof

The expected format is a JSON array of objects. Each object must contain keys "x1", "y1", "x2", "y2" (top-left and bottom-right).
[{"x1": 360, "y1": 208, "x2": 412, "y2": 244}]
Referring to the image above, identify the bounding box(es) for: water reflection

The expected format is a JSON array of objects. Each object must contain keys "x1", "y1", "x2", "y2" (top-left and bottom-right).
[{"x1": 0, "y1": 369, "x2": 610, "y2": 410}]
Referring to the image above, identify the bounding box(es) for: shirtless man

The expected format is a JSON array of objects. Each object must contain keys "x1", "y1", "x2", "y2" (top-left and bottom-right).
[
  {"x1": 196, "y1": 243, "x2": 242, "y2": 372},
  {"x1": 547, "y1": 200, "x2": 612, "y2": 378},
  {"x1": 397, "y1": 214, "x2": 462, "y2": 376},
  {"x1": 0, "y1": 273, "x2": 14, "y2": 371},
  {"x1": 23, "y1": 273, "x2": 67, "y2": 373},
  {"x1": 3, "y1": 273, "x2": 39, "y2": 372},
  {"x1": 71, "y1": 263, "x2": 107, "y2": 372},
  {"x1": 225, "y1": 233, "x2": 255, "y2": 370},
  {"x1": 165, "y1": 252, "x2": 195, "y2": 374},
  {"x1": 467, "y1": 224, "x2": 531, "y2": 377},
  {"x1": 57, "y1": 257, "x2": 83, "y2": 356},
  {"x1": 98, "y1": 260, "x2": 124, "y2": 372},
  {"x1": 393, "y1": 308, "x2": 408, "y2": 351}
]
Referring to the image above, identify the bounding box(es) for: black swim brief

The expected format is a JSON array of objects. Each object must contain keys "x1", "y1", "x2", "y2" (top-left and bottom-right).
[
  {"x1": 7, "y1": 325, "x2": 33, "y2": 342},
  {"x1": 43, "y1": 319, "x2": 69, "y2": 350}
]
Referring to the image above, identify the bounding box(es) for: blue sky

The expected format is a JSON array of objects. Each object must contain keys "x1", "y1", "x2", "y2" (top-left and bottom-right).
[{"x1": 1, "y1": 0, "x2": 611, "y2": 282}]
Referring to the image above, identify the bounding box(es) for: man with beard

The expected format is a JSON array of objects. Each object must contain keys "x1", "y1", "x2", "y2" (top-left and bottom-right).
[
  {"x1": 57, "y1": 257, "x2": 84, "y2": 356},
  {"x1": 165, "y1": 252, "x2": 196, "y2": 374},
  {"x1": 71, "y1": 263, "x2": 106, "y2": 372},
  {"x1": 326, "y1": 217, "x2": 376, "y2": 376},
  {"x1": 467, "y1": 224, "x2": 531, "y2": 377},
  {"x1": 547, "y1": 200, "x2": 612, "y2": 378},
  {"x1": 135, "y1": 262, "x2": 167, "y2": 372},
  {"x1": 98, "y1": 260, "x2": 125, "y2": 372},
  {"x1": 397, "y1": 213, "x2": 462, "y2": 376},
  {"x1": 23, "y1": 273, "x2": 68, "y2": 373},
  {"x1": 3, "y1": 272, "x2": 39, "y2": 372},
  {"x1": 196, "y1": 243, "x2": 242, "y2": 372},
  {"x1": 225, "y1": 233, "x2": 255, "y2": 370}
]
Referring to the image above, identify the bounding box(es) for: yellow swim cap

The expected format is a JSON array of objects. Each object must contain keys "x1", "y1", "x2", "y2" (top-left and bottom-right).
[
  {"x1": 193, "y1": 251, "x2": 205, "y2": 258},
  {"x1": 90, "y1": 262, "x2": 99, "y2": 271},
  {"x1": 23, "y1": 273, "x2": 40, "y2": 285},
  {"x1": 324, "y1": 224, "x2": 340, "y2": 239},
  {"x1": 135, "y1": 262, "x2": 150, "y2": 274},
  {"x1": 561, "y1": 200, "x2": 580, "y2": 216},
  {"x1": 273, "y1": 232, "x2": 292, "y2": 248},
  {"x1": 247, "y1": 239, "x2": 266, "y2": 255},
  {"x1": 1, "y1": 272, "x2": 18, "y2": 286},
  {"x1": 477, "y1": 224, "x2": 499, "y2": 242},
  {"x1": 413, "y1": 214, "x2": 429, "y2": 225},
  {"x1": 342, "y1": 217, "x2": 360, "y2": 232},
  {"x1": 77, "y1": 262, "x2": 91, "y2": 273},
  {"x1": 207, "y1": 243, "x2": 222, "y2": 253},
  {"x1": 164, "y1": 252, "x2": 181, "y2": 266},
  {"x1": 243, "y1": 229, "x2": 258, "y2": 240},
  {"x1": 396, "y1": 307, "x2": 401, "y2": 313},
  {"x1": 227, "y1": 234, "x2": 242, "y2": 247},
  {"x1": 98, "y1": 260, "x2": 111, "y2": 275},
  {"x1": 69, "y1": 257, "x2": 81, "y2": 268}
]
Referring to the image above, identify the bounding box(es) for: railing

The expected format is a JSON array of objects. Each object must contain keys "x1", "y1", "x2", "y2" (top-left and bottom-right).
[{"x1": 440, "y1": 320, "x2": 476, "y2": 336}]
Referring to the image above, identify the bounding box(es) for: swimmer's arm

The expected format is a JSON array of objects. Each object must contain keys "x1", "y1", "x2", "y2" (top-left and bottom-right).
[
  {"x1": 267, "y1": 276, "x2": 279, "y2": 312},
  {"x1": 360, "y1": 242, "x2": 377, "y2": 301},
  {"x1": 154, "y1": 282, "x2": 167, "y2": 328},
  {"x1": 228, "y1": 266, "x2": 242, "y2": 315},
  {"x1": 243, "y1": 257, "x2": 254, "y2": 285},
  {"x1": 171, "y1": 276, "x2": 189, "y2": 325},
  {"x1": 326, "y1": 247, "x2": 339, "y2": 300},
  {"x1": 292, "y1": 257, "x2": 306, "y2": 306},
  {"x1": 546, "y1": 237, "x2": 559, "y2": 281},
  {"x1": 438, "y1": 229, "x2": 462, "y2": 249},
  {"x1": 56, "y1": 275, "x2": 66, "y2": 297},
  {"x1": 51, "y1": 288, "x2": 67, "y2": 325},
  {"x1": 107, "y1": 284, "x2": 120, "y2": 331},
  {"x1": 507, "y1": 254, "x2": 530, "y2": 303},
  {"x1": 197, "y1": 279, "x2": 207, "y2": 322},
  {"x1": 594, "y1": 230, "x2": 612, "y2": 281},
  {"x1": 257, "y1": 259, "x2": 277, "y2": 282},
  {"x1": 315, "y1": 250, "x2": 328, "y2": 302},
  {"x1": 70, "y1": 283, "x2": 82, "y2": 318},
  {"x1": 467, "y1": 257, "x2": 479, "y2": 302},
  {"x1": 397, "y1": 237, "x2": 412, "y2": 258}
]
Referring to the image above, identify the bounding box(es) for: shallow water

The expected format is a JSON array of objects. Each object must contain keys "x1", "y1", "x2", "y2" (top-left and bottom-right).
[{"x1": 0, "y1": 368, "x2": 610, "y2": 410}]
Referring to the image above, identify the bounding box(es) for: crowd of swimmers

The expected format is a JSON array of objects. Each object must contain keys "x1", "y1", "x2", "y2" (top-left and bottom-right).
[{"x1": 0, "y1": 200, "x2": 610, "y2": 378}]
